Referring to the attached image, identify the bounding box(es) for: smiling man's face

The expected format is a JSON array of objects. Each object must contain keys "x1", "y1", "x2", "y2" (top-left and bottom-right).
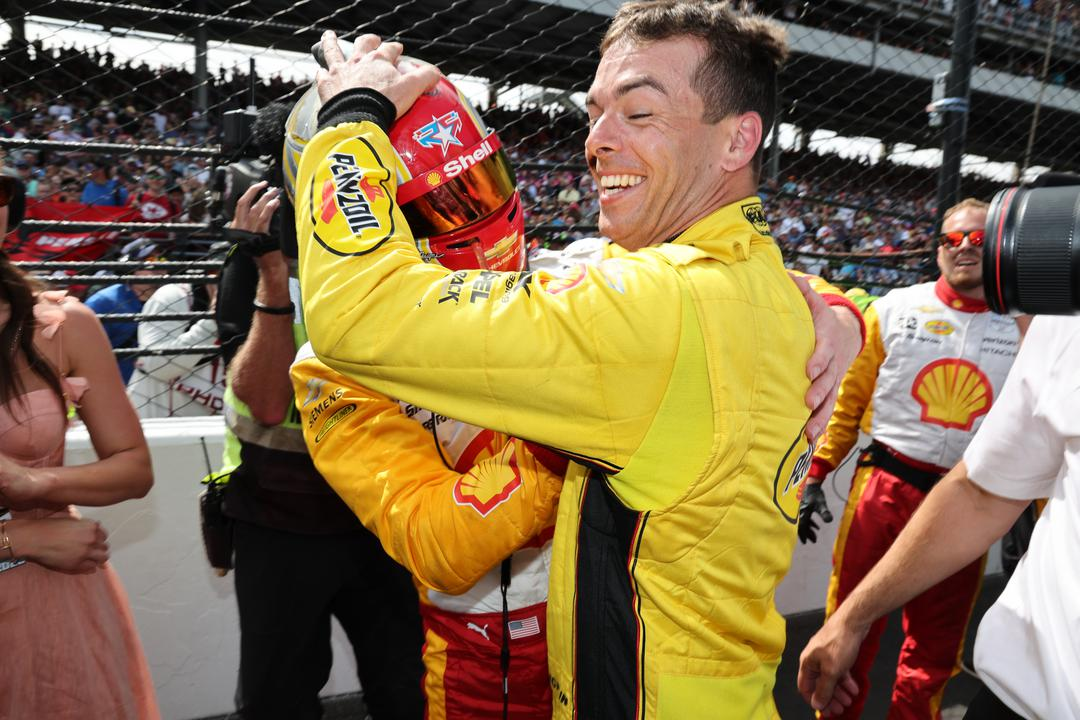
[
  {"x1": 584, "y1": 37, "x2": 741, "y2": 251},
  {"x1": 937, "y1": 206, "x2": 987, "y2": 298}
]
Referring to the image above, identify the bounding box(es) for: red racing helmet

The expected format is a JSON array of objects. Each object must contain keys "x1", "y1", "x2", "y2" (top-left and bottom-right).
[{"x1": 284, "y1": 57, "x2": 525, "y2": 272}]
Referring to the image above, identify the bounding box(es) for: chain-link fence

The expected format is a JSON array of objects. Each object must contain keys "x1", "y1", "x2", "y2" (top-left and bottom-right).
[{"x1": 1, "y1": 0, "x2": 1077, "y2": 416}]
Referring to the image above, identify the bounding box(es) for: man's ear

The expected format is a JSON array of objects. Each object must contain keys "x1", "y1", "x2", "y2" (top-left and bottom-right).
[{"x1": 718, "y1": 111, "x2": 763, "y2": 173}]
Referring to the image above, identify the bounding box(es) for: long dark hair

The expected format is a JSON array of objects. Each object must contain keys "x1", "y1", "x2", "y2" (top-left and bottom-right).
[{"x1": 0, "y1": 253, "x2": 65, "y2": 406}]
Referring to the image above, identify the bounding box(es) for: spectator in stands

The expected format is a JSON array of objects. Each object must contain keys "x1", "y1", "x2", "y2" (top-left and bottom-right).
[
  {"x1": 127, "y1": 245, "x2": 225, "y2": 418},
  {"x1": 54, "y1": 177, "x2": 80, "y2": 204},
  {"x1": 33, "y1": 177, "x2": 55, "y2": 202},
  {"x1": 556, "y1": 174, "x2": 581, "y2": 205},
  {"x1": 14, "y1": 159, "x2": 39, "y2": 199},
  {"x1": 129, "y1": 165, "x2": 180, "y2": 241},
  {"x1": 47, "y1": 116, "x2": 82, "y2": 143},
  {"x1": 46, "y1": 99, "x2": 73, "y2": 120},
  {"x1": 84, "y1": 239, "x2": 165, "y2": 384},
  {"x1": 779, "y1": 206, "x2": 806, "y2": 237},
  {"x1": 165, "y1": 184, "x2": 186, "y2": 217},
  {"x1": 81, "y1": 157, "x2": 129, "y2": 207},
  {"x1": 130, "y1": 165, "x2": 179, "y2": 221},
  {"x1": 0, "y1": 169, "x2": 160, "y2": 719},
  {"x1": 187, "y1": 110, "x2": 210, "y2": 140}
]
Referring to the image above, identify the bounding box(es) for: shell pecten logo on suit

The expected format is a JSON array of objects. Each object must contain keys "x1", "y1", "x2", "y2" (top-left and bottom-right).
[
  {"x1": 453, "y1": 450, "x2": 524, "y2": 517},
  {"x1": 911, "y1": 358, "x2": 993, "y2": 431}
]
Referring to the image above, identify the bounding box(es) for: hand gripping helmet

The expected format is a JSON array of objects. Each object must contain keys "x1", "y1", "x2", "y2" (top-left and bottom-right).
[{"x1": 283, "y1": 58, "x2": 524, "y2": 272}]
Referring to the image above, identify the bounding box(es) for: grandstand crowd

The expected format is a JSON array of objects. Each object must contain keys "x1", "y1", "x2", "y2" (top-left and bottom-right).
[{"x1": 0, "y1": 20, "x2": 1017, "y2": 292}]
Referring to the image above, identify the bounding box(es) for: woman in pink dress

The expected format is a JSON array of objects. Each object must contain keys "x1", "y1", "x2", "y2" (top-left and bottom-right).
[{"x1": 0, "y1": 171, "x2": 160, "y2": 719}]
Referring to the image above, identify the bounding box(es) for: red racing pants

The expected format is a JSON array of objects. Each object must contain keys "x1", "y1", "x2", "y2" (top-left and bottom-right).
[
  {"x1": 420, "y1": 601, "x2": 551, "y2": 720},
  {"x1": 824, "y1": 462, "x2": 985, "y2": 720}
]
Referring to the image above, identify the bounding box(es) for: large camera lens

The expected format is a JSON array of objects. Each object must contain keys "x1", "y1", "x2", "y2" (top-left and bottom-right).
[{"x1": 984, "y1": 185, "x2": 1080, "y2": 315}]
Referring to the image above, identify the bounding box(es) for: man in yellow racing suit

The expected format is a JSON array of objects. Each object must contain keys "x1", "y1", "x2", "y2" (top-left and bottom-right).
[
  {"x1": 285, "y1": 66, "x2": 569, "y2": 717},
  {"x1": 294, "y1": 7, "x2": 862, "y2": 717}
]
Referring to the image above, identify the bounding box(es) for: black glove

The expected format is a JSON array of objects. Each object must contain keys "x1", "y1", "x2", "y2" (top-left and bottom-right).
[
  {"x1": 797, "y1": 482, "x2": 833, "y2": 544},
  {"x1": 225, "y1": 227, "x2": 279, "y2": 258}
]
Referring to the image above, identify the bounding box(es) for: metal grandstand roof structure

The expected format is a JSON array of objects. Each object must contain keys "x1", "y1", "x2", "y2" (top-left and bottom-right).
[
  {"x1": 7, "y1": 0, "x2": 607, "y2": 91},
  {"x1": 7, "y1": 0, "x2": 1080, "y2": 171}
]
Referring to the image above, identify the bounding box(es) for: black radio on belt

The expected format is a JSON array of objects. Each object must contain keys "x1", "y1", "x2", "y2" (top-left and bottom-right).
[
  {"x1": 199, "y1": 481, "x2": 234, "y2": 576},
  {"x1": 197, "y1": 437, "x2": 233, "y2": 576}
]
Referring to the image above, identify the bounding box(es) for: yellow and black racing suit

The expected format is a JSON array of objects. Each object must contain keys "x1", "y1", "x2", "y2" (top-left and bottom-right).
[{"x1": 295, "y1": 91, "x2": 815, "y2": 720}]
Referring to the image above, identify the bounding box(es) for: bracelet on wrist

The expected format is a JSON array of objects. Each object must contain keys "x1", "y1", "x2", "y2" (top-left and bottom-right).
[
  {"x1": 252, "y1": 299, "x2": 295, "y2": 316},
  {"x1": 0, "y1": 520, "x2": 14, "y2": 560}
]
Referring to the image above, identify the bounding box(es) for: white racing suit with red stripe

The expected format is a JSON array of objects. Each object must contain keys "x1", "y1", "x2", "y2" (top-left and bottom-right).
[{"x1": 810, "y1": 278, "x2": 1020, "y2": 719}]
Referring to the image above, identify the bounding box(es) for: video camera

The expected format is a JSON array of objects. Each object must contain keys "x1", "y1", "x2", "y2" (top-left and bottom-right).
[
  {"x1": 207, "y1": 98, "x2": 297, "y2": 258},
  {"x1": 208, "y1": 107, "x2": 268, "y2": 228},
  {"x1": 983, "y1": 173, "x2": 1080, "y2": 315}
]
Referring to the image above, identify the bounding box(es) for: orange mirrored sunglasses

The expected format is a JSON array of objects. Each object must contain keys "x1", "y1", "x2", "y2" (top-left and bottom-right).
[{"x1": 938, "y1": 229, "x2": 985, "y2": 248}]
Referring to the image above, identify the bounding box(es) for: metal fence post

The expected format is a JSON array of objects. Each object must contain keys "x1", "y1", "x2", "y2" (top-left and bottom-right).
[{"x1": 934, "y1": 0, "x2": 978, "y2": 223}]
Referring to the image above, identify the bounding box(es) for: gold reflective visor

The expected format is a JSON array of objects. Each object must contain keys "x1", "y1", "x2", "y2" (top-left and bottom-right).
[{"x1": 398, "y1": 142, "x2": 517, "y2": 239}]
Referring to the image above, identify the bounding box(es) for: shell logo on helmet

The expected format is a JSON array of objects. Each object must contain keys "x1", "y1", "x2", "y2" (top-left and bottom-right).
[
  {"x1": 442, "y1": 138, "x2": 495, "y2": 179},
  {"x1": 911, "y1": 358, "x2": 993, "y2": 431},
  {"x1": 284, "y1": 53, "x2": 525, "y2": 272}
]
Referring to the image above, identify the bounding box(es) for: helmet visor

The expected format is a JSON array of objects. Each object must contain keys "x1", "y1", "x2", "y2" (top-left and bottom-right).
[
  {"x1": 397, "y1": 133, "x2": 517, "y2": 239},
  {"x1": 419, "y1": 193, "x2": 525, "y2": 273}
]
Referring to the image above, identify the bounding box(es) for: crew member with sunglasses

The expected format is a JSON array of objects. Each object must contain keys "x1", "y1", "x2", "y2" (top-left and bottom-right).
[{"x1": 796, "y1": 198, "x2": 1020, "y2": 719}]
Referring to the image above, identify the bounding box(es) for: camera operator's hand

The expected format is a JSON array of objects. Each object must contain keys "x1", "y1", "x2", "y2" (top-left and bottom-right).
[
  {"x1": 316, "y1": 31, "x2": 440, "y2": 118},
  {"x1": 226, "y1": 181, "x2": 281, "y2": 258},
  {"x1": 228, "y1": 180, "x2": 279, "y2": 235},
  {"x1": 797, "y1": 481, "x2": 833, "y2": 544}
]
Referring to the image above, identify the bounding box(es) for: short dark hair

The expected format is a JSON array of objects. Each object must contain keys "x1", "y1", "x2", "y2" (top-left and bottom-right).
[{"x1": 600, "y1": 1, "x2": 788, "y2": 177}]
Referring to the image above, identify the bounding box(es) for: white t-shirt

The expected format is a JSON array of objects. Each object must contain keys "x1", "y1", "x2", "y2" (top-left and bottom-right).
[
  {"x1": 127, "y1": 283, "x2": 224, "y2": 418},
  {"x1": 964, "y1": 314, "x2": 1080, "y2": 720}
]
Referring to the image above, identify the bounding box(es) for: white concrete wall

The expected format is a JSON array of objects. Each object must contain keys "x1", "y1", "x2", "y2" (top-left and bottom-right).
[
  {"x1": 66, "y1": 417, "x2": 360, "y2": 720},
  {"x1": 67, "y1": 421, "x2": 1001, "y2": 717}
]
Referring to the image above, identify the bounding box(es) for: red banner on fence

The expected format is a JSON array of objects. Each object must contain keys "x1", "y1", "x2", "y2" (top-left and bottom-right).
[{"x1": 3, "y1": 200, "x2": 136, "y2": 262}]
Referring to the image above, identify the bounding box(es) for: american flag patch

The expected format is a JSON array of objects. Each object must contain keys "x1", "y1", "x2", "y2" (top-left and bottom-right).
[{"x1": 507, "y1": 616, "x2": 541, "y2": 640}]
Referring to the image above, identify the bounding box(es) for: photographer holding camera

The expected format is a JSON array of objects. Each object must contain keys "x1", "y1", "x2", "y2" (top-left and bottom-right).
[
  {"x1": 797, "y1": 183, "x2": 1080, "y2": 720},
  {"x1": 211, "y1": 102, "x2": 424, "y2": 720}
]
